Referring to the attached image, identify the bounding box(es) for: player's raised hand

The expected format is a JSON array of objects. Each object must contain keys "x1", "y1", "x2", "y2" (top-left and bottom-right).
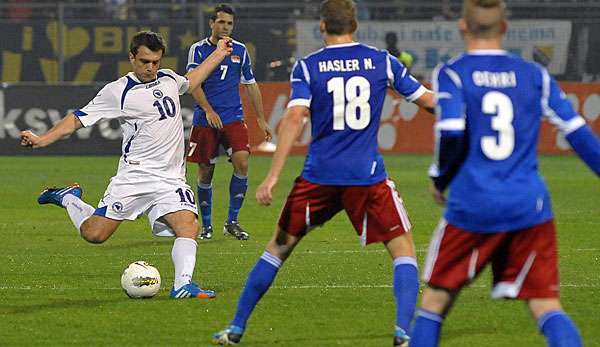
[
  {"x1": 216, "y1": 36, "x2": 233, "y2": 56},
  {"x1": 20, "y1": 130, "x2": 43, "y2": 148},
  {"x1": 430, "y1": 183, "x2": 446, "y2": 206},
  {"x1": 206, "y1": 111, "x2": 223, "y2": 129},
  {"x1": 256, "y1": 175, "x2": 278, "y2": 206},
  {"x1": 258, "y1": 118, "x2": 273, "y2": 142}
]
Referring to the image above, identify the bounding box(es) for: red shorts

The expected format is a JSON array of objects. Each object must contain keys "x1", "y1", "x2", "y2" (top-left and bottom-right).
[
  {"x1": 423, "y1": 219, "x2": 559, "y2": 299},
  {"x1": 278, "y1": 177, "x2": 412, "y2": 245},
  {"x1": 186, "y1": 121, "x2": 250, "y2": 165}
]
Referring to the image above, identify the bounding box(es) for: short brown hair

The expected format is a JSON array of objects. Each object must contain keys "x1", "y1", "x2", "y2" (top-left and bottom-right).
[
  {"x1": 130, "y1": 31, "x2": 166, "y2": 56},
  {"x1": 462, "y1": 0, "x2": 506, "y2": 38},
  {"x1": 320, "y1": 0, "x2": 358, "y2": 35},
  {"x1": 211, "y1": 3, "x2": 234, "y2": 21}
]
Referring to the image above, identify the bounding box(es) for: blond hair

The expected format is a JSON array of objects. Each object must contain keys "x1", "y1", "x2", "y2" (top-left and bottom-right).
[{"x1": 462, "y1": 0, "x2": 506, "y2": 38}]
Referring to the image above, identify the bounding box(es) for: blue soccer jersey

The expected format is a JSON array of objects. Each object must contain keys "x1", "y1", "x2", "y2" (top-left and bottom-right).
[
  {"x1": 288, "y1": 42, "x2": 426, "y2": 185},
  {"x1": 186, "y1": 38, "x2": 255, "y2": 126},
  {"x1": 430, "y1": 49, "x2": 590, "y2": 233}
]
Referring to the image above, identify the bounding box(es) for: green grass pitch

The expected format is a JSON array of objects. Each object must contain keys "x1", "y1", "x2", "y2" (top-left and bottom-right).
[{"x1": 0, "y1": 154, "x2": 598, "y2": 346}]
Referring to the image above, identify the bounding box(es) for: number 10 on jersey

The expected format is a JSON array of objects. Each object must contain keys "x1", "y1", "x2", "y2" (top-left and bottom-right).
[{"x1": 328, "y1": 76, "x2": 371, "y2": 130}]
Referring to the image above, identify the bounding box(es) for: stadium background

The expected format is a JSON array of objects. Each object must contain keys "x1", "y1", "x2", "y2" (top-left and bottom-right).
[
  {"x1": 0, "y1": 2, "x2": 599, "y2": 346},
  {"x1": 1, "y1": 0, "x2": 599, "y2": 155}
]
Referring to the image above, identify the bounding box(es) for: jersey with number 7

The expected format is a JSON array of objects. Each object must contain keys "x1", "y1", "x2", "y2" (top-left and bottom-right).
[{"x1": 288, "y1": 42, "x2": 427, "y2": 186}]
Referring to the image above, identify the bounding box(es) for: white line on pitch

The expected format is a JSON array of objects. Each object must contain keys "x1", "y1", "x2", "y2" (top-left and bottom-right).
[
  {"x1": 1, "y1": 249, "x2": 428, "y2": 257},
  {"x1": 1, "y1": 283, "x2": 597, "y2": 291}
]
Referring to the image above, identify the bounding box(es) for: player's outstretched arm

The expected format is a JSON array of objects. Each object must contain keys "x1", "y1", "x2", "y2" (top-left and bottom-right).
[
  {"x1": 20, "y1": 113, "x2": 83, "y2": 148},
  {"x1": 566, "y1": 126, "x2": 600, "y2": 176},
  {"x1": 256, "y1": 106, "x2": 309, "y2": 206},
  {"x1": 186, "y1": 37, "x2": 233, "y2": 92},
  {"x1": 414, "y1": 90, "x2": 435, "y2": 114},
  {"x1": 244, "y1": 83, "x2": 273, "y2": 141},
  {"x1": 544, "y1": 72, "x2": 600, "y2": 176}
]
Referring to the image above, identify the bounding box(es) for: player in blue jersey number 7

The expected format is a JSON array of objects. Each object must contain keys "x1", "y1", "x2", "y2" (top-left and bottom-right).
[
  {"x1": 212, "y1": 0, "x2": 434, "y2": 345},
  {"x1": 20, "y1": 31, "x2": 233, "y2": 300},
  {"x1": 410, "y1": 1, "x2": 600, "y2": 346},
  {"x1": 185, "y1": 4, "x2": 273, "y2": 241}
]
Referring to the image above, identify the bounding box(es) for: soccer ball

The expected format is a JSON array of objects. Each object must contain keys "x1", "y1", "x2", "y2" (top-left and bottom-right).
[{"x1": 121, "y1": 261, "x2": 161, "y2": 298}]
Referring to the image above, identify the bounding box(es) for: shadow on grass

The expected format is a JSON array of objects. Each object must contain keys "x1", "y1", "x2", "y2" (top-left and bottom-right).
[
  {"x1": 243, "y1": 333, "x2": 391, "y2": 346},
  {"x1": 0, "y1": 297, "x2": 126, "y2": 315},
  {"x1": 94, "y1": 237, "x2": 231, "y2": 250}
]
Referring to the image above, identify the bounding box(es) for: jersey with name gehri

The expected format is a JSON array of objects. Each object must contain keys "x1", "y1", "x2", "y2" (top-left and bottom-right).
[
  {"x1": 74, "y1": 69, "x2": 190, "y2": 182},
  {"x1": 187, "y1": 38, "x2": 255, "y2": 127},
  {"x1": 431, "y1": 50, "x2": 587, "y2": 232},
  {"x1": 289, "y1": 42, "x2": 426, "y2": 185}
]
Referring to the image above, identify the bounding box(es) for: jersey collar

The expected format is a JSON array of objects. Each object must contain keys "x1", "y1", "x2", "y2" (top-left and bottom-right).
[
  {"x1": 325, "y1": 42, "x2": 360, "y2": 49},
  {"x1": 206, "y1": 37, "x2": 217, "y2": 46},
  {"x1": 467, "y1": 49, "x2": 508, "y2": 55},
  {"x1": 127, "y1": 72, "x2": 161, "y2": 85}
]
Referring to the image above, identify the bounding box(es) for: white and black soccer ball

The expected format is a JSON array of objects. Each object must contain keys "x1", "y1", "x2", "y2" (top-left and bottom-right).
[{"x1": 121, "y1": 261, "x2": 161, "y2": 298}]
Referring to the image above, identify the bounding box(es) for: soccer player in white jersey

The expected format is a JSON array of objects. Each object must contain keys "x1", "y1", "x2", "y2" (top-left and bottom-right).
[
  {"x1": 410, "y1": 1, "x2": 600, "y2": 346},
  {"x1": 20, "y1": 31, "x2": 233, "y2": 299}
]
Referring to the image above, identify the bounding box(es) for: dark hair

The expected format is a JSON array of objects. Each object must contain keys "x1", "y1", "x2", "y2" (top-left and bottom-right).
[
  {"x1": 463, "y1": 0, "x2": 506, "y2": 37},
  {"x1": 129, "y1": 31, "x2": 166, "y2": 56},
  {"x1": 320, "y1": 0, "x2": 358, "y2": 35},
  {"x1": 211, "y1": 4, "x2": 235, "y2": 21}
]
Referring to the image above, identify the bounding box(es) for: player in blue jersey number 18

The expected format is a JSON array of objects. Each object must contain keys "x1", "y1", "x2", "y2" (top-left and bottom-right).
[{"x1": 211, "y1": 0, "x2": 434, "y2": 345}]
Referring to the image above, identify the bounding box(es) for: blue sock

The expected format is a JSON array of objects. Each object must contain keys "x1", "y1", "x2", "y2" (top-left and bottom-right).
[
  {"x1": 197, "y1": 183, "x2": 212, "y2": 228},
  {"x1": 228, "y1": 173, "x2": 248, "y2": 223},
  {"x1": 393, "y1": 257, "x2": 419, "y2": 334},
  {"x1": 538, "y1": 310, "x2": 582, "y2": 347},
  {"x1": 231, "y1": 252, "x2": 282, "y2": 330},
  {"x1": 410, "y1": 309, "x2": 443, "y2": 347}
]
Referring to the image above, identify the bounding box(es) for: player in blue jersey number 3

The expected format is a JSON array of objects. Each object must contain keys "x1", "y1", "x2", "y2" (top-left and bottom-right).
[
  {"x1": 410, "y1": 1, "x2": 600, "y2": 346},
  {"x1": 212, "y1": 0, "x2": 434, "y2": 346}
]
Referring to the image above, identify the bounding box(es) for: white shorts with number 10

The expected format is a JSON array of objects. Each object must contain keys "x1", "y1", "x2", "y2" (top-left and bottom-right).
[{"x1": 95, "y1": 176, "x2": 197, "y2": 237}]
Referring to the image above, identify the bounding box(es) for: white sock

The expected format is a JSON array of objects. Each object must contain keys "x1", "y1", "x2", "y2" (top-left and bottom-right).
[
  {"x1": 62, "y1": 194, "x2": 95, "y2": 234},
  {"x1": 172, "y1": 237, "x2": 197, "y2": 290}
]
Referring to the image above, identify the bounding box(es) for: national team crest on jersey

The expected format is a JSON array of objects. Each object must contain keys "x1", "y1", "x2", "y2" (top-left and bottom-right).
[
  {"x1": 112, "y1": 202, "x2": 124, "y2": 212},
  {"x1": 153, "y1": 90, "x2": 163, "y2": 98},
  {"x1": 231, "y1": 54, "x2": 241, "y2": 63}
]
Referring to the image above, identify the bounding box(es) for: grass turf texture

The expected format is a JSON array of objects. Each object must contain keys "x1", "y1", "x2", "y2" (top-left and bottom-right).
[{"x1": 0, "y1": 154, "x2": 598, "y2": 346}]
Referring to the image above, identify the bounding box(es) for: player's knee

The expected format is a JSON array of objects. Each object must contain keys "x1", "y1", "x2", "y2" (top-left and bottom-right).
[
  {"x1": 230, "y1": 151, "x2": 249, "y2": 174},
  {"x1": 80, "y1": 222, "x2": 109, "y2": 244},
  {"x1": 233, "y1": 160, "x2": 249, "y2": 176},
  {"x1": 528, "y1": 298, "x2": 562, "y2": 319},
  {"x1": 421, "y1": 287, "x2": 454, "y2": 315},
  {"x1": 198, "y1": 164, "x2": 215, "y2": 183},
  {"x1": 81, "y1": 230, "x2": 108, "y2": 244}
]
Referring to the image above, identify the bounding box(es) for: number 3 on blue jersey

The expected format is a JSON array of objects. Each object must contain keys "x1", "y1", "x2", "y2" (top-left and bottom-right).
[
  {"x1": 327, "y1": 76, "x2": 371, "y2": 130},
  {"x1": 481, "y1": 91, "x2": 514, "y2": 160}
]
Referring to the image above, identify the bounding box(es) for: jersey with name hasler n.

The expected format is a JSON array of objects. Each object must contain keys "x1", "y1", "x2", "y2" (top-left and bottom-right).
[{"x1": 288, "y1": 42, "x2": 426, "y2": 186}]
